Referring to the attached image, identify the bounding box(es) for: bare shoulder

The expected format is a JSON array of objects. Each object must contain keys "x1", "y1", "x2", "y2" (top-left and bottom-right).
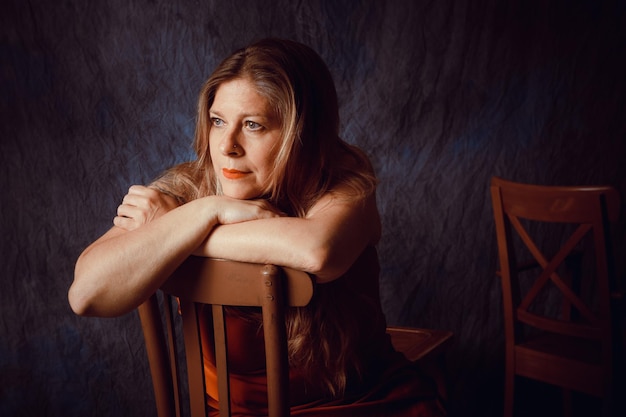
[{"x1": 305, "y1": 183, "x2": 381, "y2": 246}]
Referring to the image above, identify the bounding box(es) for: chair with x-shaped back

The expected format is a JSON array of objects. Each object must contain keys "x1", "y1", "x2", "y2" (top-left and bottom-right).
[{"x1": 490, "y1": 176, "x2": 622, "y2": 417}]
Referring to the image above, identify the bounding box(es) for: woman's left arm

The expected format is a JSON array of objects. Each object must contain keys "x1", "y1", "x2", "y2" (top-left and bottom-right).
[{"x1": 196, "y1": 190, "x2": 381, "y2": 282}]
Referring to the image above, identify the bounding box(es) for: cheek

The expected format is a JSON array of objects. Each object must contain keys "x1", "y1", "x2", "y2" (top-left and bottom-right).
[
  {"x1": 252, "y1": 158, "x2": 273, "y2": 180},
  {"x1": 258, "y1": 146, "x2": 281, "y2": 176},
  {"x1": 207, "y1": 136, "x2": 220, "y2": 162},
  {"x1": 207, "y1": 132, "x2": 217, "y2": 152},
  {"x1": 247, "y1": 135, "x2": 278, "y2": 162}
]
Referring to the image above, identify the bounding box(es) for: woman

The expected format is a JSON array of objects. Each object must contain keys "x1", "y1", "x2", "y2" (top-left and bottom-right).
[{"x1": 69, "y1": 38, "x2": 444, "y2": 416}]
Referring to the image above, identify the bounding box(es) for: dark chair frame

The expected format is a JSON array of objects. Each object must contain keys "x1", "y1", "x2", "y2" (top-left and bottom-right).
[{"x1": 490, "y1": 176, "x2": 621, "y2": 417}]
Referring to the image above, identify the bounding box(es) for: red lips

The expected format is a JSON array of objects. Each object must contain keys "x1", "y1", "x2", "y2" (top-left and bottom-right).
[{"x1": 222, "y1": 168, "x2": 249, "y2": 179}]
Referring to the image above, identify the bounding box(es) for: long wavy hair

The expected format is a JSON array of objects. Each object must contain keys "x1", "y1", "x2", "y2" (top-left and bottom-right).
[{"x1": 154, "y1": 38, "x2": 378, "y2": 396}]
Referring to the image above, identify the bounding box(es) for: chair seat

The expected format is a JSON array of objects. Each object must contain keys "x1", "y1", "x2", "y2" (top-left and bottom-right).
[
  {"x1": 519, "y1": 332, "x2": 602, "y2": 364},
  {"x1": 515, "y1": 333, "x2": 604, "y2": 396},
  {"x1": 387, "y1": 326, "x2": 453, "y2": 402},
  {"x1": 387, "y1": 326, "x2": 453, "y2": 362}
]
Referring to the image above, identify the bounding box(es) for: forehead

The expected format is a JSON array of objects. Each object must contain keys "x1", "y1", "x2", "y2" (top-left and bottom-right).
[{"x1": 211, "y1": 78, "x2": 274, "y2": 116}]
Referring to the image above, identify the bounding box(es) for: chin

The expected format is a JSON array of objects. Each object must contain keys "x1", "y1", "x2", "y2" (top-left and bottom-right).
[{"x1": 221, "y1": 188, "x2": 263, "y2": 200}]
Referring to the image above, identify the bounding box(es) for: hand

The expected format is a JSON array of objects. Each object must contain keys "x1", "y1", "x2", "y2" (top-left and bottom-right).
[
  {"x1": 114, "y1": 185, "x2": 180, "y2": 231},
  {"x1": 210, "y1": 196, "x2": 284, "y2": 225},
  {"x1": 191, "y1": 196, "x2": 285, "y2": 257}
]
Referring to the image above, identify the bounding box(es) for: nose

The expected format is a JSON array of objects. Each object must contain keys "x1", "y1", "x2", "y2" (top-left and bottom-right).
[{"x1": 219, "y1": 128, "x2": 243, "y2": 156}]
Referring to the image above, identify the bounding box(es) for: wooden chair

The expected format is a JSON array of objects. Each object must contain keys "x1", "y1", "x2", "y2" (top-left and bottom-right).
[
  {"x1": 138, "y1": 256, "x2": 453, "y2": 417},
  {"x1": 386, "y1": 326, "x2": 453, "y2": 401},
  {"x1": 490, "y1": 176, "x2": 621, "y2": 417},
  {"x1": 387, "y1": 326, "x2": 453, "y2": 362},
  {"x1": 138, "y1": 256, "x2": 314, "y2": 417}
]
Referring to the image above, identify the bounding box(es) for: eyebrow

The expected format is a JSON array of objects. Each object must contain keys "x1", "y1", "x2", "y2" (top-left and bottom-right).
[{"x1": 209, "y1": 109, "x2": 273, "y2": 122}]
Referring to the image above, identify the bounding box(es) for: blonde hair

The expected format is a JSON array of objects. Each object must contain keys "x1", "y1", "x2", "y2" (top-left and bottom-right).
[{"x1": 154, "y1": 38, "x2": 377, "y2": 396}]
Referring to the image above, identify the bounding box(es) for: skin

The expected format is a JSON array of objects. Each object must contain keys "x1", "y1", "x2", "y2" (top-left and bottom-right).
[
  {"x1": 208, "y1": 78, "x2": 283, "y2": 200},
  {"x1": 68, "y1": 77, "x2": 381, "y2": 318}
]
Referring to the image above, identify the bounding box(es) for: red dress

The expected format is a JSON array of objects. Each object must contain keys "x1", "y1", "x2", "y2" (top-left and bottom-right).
[{"x1": 199, "y1": 247, "x2": 445, "y2": 416}]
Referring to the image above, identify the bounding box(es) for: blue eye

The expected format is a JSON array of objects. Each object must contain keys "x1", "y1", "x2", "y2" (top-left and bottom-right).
[
  {"x1": 211, "y1": 118, "x2": 225, "y2": 127},
  {"x1": 245, "y1": 121, "x2": 262, "y2": 130}
]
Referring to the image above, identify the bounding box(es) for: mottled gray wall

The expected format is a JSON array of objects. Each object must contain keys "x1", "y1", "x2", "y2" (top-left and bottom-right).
[{"x1": 2, "y1": 1, "x2": 625, "y2": 416}]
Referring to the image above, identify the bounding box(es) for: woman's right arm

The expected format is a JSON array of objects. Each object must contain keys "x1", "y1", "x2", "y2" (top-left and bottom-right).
[{"x1": 69, "y1": 186, "x2": 279, "y2": 318}]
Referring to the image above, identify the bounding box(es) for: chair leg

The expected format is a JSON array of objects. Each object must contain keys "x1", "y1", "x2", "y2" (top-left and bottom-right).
[
  {"x1": 504, "y1": 366, "x2": 515, "y2": 417},
  {"x1": 561, "y1": 388, "x2": 572, "y2": 417}
]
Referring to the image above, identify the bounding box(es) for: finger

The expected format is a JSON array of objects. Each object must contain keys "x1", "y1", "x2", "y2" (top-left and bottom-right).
[
  {"x1": 122, "y1": 193, "x2": 147, "y2": 207},
  {"x1": 253, "y1": 201, "x2": 285, "y2": 217},
  {"x1": 117, "y1": 202, "x2": 135, "y2": 217},
  {"x1": 244, "y1": 202, "x2": 283, "y2": 220},
  {"x1": 127, "y1": 185, "x2": 150, "y2": 195},
  {"x1": 129, "y1": 185, "x2": 163, "y2": 202},
  {"x1": 116, "y1": 204, "x2": 129, "y2": 218},
  {"x1": 113, "y1": 215, "x2": 138, "y2": 231},
  {"x1": 124, "y1": 187, "x2": 170, "y2": 209},
  {"x1": 117, "y1": 203, "x2": 144, "y2": 221},
  {"x1": 258, "y1": 208, "x2": 283, "y2": 218}
]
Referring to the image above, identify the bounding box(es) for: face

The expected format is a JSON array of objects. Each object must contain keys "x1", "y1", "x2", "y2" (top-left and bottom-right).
[{"x1": 208, "y1": 78, "x2": 282, "y2": 200}]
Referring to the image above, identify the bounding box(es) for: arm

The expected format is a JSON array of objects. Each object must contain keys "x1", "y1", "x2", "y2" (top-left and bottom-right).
[
  {"x1": 196, "y1": 188, "x2": 382, "y2": 283},
  {"x1": 68, "y1": 186, "x2": 280, "y2": 317}
]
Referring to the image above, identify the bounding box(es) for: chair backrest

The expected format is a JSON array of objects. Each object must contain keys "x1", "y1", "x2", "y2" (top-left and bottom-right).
[
  {"x1": 138, "y1": 256, "x2": 315, "y2": 417},
  {"x1": 490, "y1": 176, "x2": 620, "y2": 352}
]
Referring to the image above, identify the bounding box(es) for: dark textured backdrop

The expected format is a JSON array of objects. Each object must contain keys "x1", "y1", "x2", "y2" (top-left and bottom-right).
[{"x1": 2, "y1": 1, "x2": 625, "y2": 416}]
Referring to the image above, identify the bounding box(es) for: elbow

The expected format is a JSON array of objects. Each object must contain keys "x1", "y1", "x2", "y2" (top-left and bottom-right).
[
  {"x1": 69, "y1": 259, "x2": 149, "y2": 318},
  {"x1": 69, "y1": 253, "x2": 99, "y2": 316},
  {"x1": 68, "y1": 281, "x2": 92, "y2": 316},
  {"x1": 68, "y1": 261, "x2": 106, "y2": 317},
  {"x1": 303, "y1": 245, "x2": 345, "y2": 283},
  {"x1": 68, "y1": 281, "x2": 119, "y2": 317},
  {"x1": 68, "y1": 282, "x2": 133, "y2": 318}
]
